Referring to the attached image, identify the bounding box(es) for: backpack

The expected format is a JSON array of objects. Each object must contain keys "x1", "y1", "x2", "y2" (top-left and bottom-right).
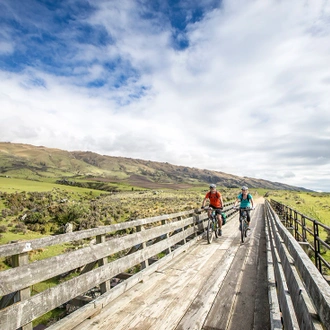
[
  {"x1": 221, "y1": 212, "x2": 227, "y2": 225},
  {"x1": 239, "y1": 193, "x2": 251, "y2": 202}
]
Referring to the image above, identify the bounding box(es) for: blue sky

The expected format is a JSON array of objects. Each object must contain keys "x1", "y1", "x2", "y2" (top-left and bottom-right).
[{"x1": 1, "y1": 0, "x2": 330, "y2": 192}]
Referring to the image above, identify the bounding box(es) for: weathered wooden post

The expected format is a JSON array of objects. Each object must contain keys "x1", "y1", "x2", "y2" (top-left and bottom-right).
[
  {"x1": 179, "y1": 216, "x2": 187, "y2": 245},
  {"x1": 137, "y1": 225, "x2": 149, "y2": 269},
  {"x1": 96, "y1": 234, "x2": 110, "y2": 294},
  {"x1": 193, "y1": 212, "x2": 199, "y2": 238},
  {"x1": 11, "y1": 242, "x2": 33, "y2": 330},
  {"x1": 161, "y1": 219, "x2": 171, "y2": 255},
  {"x1": 294, "y1": 211, "x2": 299, "y2": 241},
  {"x1": 288, "y1": 208, "x2": 293, "y2": 227}
]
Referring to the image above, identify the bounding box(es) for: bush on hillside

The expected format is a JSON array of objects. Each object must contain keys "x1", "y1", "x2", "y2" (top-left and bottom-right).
[{"x1": 54, "y1": 203, "x2": 90, "y2": 228}]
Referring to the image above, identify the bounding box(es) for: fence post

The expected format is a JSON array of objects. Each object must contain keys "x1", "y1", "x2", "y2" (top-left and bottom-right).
[
  {"x1": 193, "y1": 212, "x2": 200, "y2": 237},
  {"x1": 289, "y1": 208, "x2": 293, "y2": 227},
  {"x1": 294, "y1": 211, "x2": 299, "y2": 241},
  {"x1": 137, "y1": 225, "x2": 149, "y2": 269},
  {"x1": 96, "y1": 234, "x2": 111, "y2": 294},
  {"x1": 162, "y1": 219, "x2": 171, "y2": 254},
  {"x1": 313, "y1": 221, "x2": 322, "y2": 274},
  {"x1": 12, "y1": 247, "x2": 33, "y2": 330},
  {"x1": 301, "y1": 215, "x2": 306, "y2": 241},
  {"x1": 281, "y1": 205, "x2": 293, "y2": 235},
  {"x1": 284, "y1": 205, "x2": 288, "y2": 226},
  {"x1": 179, "y1": 216, "x2": 187, "y2": 245}
]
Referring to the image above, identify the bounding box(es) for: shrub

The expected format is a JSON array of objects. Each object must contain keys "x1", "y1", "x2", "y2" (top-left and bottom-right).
[
  {"x1": 54, "y1": 203, "x2": 90, "y2": 226},
  {"x1": 12, "y1": 223, "x2": 27, "y2": 233},
  {"x1": 24, "y1": 212, "x2": 47, "y2": 225}
]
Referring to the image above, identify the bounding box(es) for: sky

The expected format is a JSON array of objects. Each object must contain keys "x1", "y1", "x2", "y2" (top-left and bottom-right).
[{"x1": 0, "y1": 0, "x2": 330, "y2": 192}]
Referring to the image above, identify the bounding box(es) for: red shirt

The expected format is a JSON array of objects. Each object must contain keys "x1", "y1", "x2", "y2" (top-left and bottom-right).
[{"x1": 205, "y1": 191, "x2": 222, "y2": 208}]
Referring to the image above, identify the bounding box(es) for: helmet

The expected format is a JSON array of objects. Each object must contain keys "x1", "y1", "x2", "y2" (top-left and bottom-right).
[
  {"x1": 241, "y1": 186, "x2": 248, "y2": 190},
  {"x1": 209, "y1": 184, "x2": 216, "y2": 188}
]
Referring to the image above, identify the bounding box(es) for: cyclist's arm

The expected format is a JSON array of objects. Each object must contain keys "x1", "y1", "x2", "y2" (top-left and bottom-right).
[
  {"x1": 233, "y1": 197, "x2": 240, "y2": 208},
  {"x1": 250, "y1": 197, "x2": 254, "y2": 209},
  {"x1": 201, "y1": 197, "x2": 208, "y2": 208}
]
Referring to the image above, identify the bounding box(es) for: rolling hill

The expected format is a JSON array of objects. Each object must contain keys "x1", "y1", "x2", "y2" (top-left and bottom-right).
[{"x1": 0, "y1": 142, "x2": 309, "y2": 191}]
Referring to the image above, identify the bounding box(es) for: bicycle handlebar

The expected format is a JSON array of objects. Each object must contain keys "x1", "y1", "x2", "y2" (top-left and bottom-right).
[
  {"x1": 233, "y1": 206, "x2": 254, "y2": 210},
  {"x1": 202, "y1": 206, "x2": 223, "y2": 211}
]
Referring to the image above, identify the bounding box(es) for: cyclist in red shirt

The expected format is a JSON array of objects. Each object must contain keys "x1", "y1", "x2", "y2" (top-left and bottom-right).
[{"x1": 201, "y1": 184, "x2": 224, "y2": 236}]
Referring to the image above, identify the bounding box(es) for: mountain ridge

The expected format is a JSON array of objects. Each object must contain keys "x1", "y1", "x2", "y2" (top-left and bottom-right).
[{"x1": 0, "y1": 142, "x2": 310, "y2": 191}]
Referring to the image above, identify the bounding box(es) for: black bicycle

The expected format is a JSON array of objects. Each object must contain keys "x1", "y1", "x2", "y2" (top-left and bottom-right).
[
  {"x1": 238, "y1": 207, "x2": 252, "y2": 243},
  {"x1": 205, "y1": 207, "x2": 220, "y2": 244}
]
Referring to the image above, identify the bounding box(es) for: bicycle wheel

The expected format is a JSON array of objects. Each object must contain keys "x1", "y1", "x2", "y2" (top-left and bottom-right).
[
  {"x1": 214, "y1": 218, "x2": 219, "y2": 238},
  {"x1": 244, "y1": 221, "x2": 248, "y2": 237},
  {"x1": 207, "y1": 218, "x2": 214, "y2": 244},
  {"x1": 240, "y1": 219, "x2": 245, "y2": 243}
]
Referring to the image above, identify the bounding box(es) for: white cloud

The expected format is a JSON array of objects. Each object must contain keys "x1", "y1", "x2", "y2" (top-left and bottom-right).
[{"x1": 0, "y1": 0, "x2": 330, "y2": 191}]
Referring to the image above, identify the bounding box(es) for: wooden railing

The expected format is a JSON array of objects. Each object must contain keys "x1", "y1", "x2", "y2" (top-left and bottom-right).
[
  {"x1": 270, "y1": 199, "x2": 330, "y2": 275},
  {"x1": 265, "y1": 200, "x2": 330, "y2": 329},
  {"x1": 0, "y1": 202, "x2": 236, "y2": 330}
]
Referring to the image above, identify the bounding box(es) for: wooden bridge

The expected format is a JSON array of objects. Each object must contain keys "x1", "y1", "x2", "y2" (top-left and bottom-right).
[{"x1": 0, "y1": 199, "x2": 329, "y2": 330}]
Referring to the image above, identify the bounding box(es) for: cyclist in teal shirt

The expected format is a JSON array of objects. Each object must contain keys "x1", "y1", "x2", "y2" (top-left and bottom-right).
[{"x1": 233, "y1": 186, "x2": 254, "y2": 226}]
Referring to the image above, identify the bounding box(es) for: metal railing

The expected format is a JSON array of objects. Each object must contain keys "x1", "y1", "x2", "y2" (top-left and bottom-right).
[
  {"x1": 265, "y1": 200, "x2": 330, "y2": 329},
  {"x1": 270, "y1": 199, "x2": 330, "y2": 276}
]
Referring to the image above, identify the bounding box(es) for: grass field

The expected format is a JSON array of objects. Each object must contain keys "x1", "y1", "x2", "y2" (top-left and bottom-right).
[
  {"x1": 265, "y1": 190, "x2": 330, "y2": 226},
  {"x1": 0, "y1": 176, "x2": 104, "y2": 195}
]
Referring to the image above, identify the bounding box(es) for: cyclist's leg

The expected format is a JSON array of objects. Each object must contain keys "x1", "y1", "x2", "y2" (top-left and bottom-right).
[
  {"x1": 246, "y1": 210, "x2": 251, "y2": 225},
  {"x1": 216, "y1": 209, "x2": 222, "y2": 236},
  {"x1": 216, "y1": 210, "x2": 222, "y2": 229},
  {"x1": 207, "y1": 206, "x2": 212, "y2": 218},
  {"x1": 239, "y1": 208, "x2": 243, "y2": 230}
]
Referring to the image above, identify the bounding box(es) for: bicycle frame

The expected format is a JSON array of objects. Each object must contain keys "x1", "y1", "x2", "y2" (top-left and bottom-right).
[
  {"x1": 239, "y1": 208, "x2": 250, "y2": 243},
  {"x1": 207, "y1": 210, "x2": 219, "y2": 244}
]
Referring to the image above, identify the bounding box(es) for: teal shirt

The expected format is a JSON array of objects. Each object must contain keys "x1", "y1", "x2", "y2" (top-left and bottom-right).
[{"x1": 237, "y1": 193, "x2": 252, "y2": 208}]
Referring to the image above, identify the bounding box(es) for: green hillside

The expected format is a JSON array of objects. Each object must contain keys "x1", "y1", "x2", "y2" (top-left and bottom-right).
[{"x1": 0, "y1": 142, "x2": 310, "y2": 191}]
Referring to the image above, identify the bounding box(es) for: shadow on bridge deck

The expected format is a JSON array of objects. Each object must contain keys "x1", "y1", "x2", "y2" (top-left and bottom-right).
[{"x1": 73, "y1": 202, "x2": 270, "y2": 330}]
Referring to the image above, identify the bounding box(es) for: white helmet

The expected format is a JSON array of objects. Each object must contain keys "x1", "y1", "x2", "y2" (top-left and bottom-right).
[
  {"x1": 241, "y1": 186, "x2": 248, "y2": 190},
  {"x1": 209, "y1": 184, "x2": 216, "y2": 188}
]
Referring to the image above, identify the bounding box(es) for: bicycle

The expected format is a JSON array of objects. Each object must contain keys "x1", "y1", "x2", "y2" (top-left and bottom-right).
[
  {"x1": 204, "y1": 207, "x2": 221, "y2": 244},
  {"x1": 234, "y1": 207, "x2": 252, "y2": 243}
]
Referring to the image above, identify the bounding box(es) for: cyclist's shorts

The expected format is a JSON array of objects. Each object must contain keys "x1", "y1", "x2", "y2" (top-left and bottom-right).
[{"x1": 209, "y1": 205, "x2": 223, "y2": 214}]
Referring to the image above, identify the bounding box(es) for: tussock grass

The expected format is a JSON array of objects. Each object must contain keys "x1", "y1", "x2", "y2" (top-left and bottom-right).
[{"x1": 266, "y1": 190, "x2": 330, "y2": 226}]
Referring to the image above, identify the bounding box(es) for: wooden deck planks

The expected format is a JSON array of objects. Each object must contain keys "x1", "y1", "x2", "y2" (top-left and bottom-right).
[
  {"x1": 201, "y1": 206, "x2": 262, "y2": 330},
  {"x1": 99, "y1": 245, "x2": 226, "y2": 329},
  {"x1": 72, "y1": 204, "x2": 269, "y2": 330},
  {"x1": 73, "y1": 239, "x2": 223, "y2": 329},
  {"x1": 121, "y1": 219, "x2": 241, "y2": 330},
  {"x1": 202, "y1": 241, "x2": 247, "y2": 330},
  {"x1": 154, "y1": 224, "x2": 242, "y2": 330},
  {"x1": 226, "y1": 206, "x2": 269, "y2": 330}
]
